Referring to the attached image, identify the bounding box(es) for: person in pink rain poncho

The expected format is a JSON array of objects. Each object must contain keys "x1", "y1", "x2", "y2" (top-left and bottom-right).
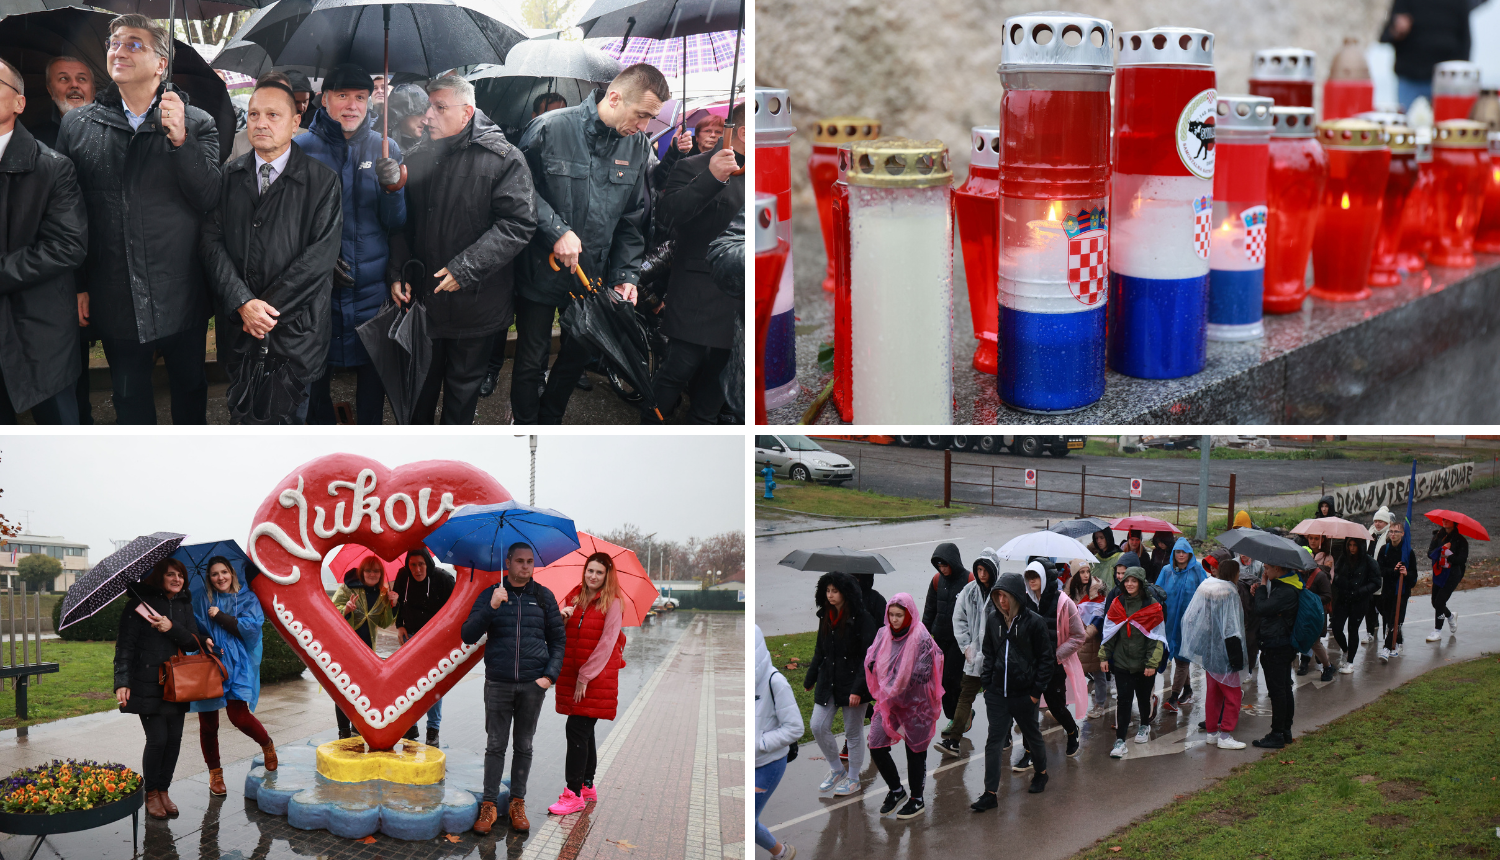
[{"x1": 863, "y1": 592, "x2": 944, "y2": 821}]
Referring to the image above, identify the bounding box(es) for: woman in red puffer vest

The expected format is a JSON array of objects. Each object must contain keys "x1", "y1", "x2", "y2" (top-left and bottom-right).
[{"x1": 548, "y1": 551, "x2": 626, "y2": 816}]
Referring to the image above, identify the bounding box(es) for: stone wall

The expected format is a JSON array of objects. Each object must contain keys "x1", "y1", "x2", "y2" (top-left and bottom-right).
[{"x1": 756, "y1": 0, "x2": 1393, "y2": 211}]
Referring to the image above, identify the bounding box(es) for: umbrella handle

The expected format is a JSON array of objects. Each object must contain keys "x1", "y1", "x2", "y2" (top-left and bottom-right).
[
  {"x1": 382, "y1": 7, "x2": 407, "y2": 193},
  {"x1": 549, "y1": 254, "x2": 593, "y2": 290}
]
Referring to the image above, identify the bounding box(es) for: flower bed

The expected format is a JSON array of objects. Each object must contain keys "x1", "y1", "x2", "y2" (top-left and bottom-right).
[{"x1": 0, "y1": 760, "x2": 140, "y2": 815}]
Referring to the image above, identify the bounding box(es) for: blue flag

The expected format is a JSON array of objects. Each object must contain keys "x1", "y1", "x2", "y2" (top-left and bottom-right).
[{"x1": 1402, "y1": 459, "x2": 1416, "y2": 573}]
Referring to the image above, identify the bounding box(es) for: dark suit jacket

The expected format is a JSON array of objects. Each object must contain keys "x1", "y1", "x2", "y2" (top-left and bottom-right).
[{"x1": 656, "y1": 148, "x2": 744, "y2": 350}]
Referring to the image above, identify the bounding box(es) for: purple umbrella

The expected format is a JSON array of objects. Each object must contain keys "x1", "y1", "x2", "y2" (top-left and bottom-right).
[{"x1": 597, "y1": 30, "x2": 742, "y2": 132}]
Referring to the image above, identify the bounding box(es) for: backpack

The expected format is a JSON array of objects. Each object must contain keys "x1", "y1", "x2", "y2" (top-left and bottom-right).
[
  {"x1": 767, "y1": 670, "x2": 798, "y2": 762},
  {"x1": 1290, "y1": 586, "x2": 1327, "y2": 653}
]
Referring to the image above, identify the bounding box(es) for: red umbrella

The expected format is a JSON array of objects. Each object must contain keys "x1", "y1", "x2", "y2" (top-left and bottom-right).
[
  {"x1": 1423, "y1": 510, "x2": 1491, "y2": 541},
  {"x1": 1110, "y1": 516, "x2": 1183, "y2": 535},
  {"x1": 534, "y1": 533, "x2": 658, "y2": 627},
  {"x1": 329, "y1": 544, "x2": 405, "y2": 582},
  {"x1": 1291, "y1": 517, "x2": 1372, "y2": 542}
]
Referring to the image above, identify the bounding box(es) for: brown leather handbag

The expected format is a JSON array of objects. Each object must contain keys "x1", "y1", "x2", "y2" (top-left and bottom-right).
[{"x1": 159, "y1": 635, "x2": 228, "y2": 703}]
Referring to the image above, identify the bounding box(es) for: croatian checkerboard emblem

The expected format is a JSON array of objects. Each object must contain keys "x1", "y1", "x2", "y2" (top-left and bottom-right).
[
  {"x1": 1192, "y1": 195, "x2": 1213, "y2": 260},
  {"x1": 1064, "y1": 207, "x2": 1109, "y2": 306},
  {"x1": 1242, "y1": 205, "x2": 1268, "y2": 265}
]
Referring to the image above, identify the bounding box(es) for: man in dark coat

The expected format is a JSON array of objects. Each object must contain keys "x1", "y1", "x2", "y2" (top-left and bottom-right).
[
  {"x1": 394, "y1": 547, "x2": 453, "y2": 744},
  {"x1": 0, "y1": 58, "x2": 89, "y2": 424},
  {"x1": 29, "y1": 57, "x2": 95, "y2": 151},
  {"x1": 56, "y1": 14, "x2": 221, "y2": 425},
  {"x1": 389, "y1": 75, "x2": 536, "y2": 425},
  {"x1": 922, "y1": 542, "x2": 971, "y2": 733},
  {"x1": 296, "y1": 63, "x2": 406, "y2": 426},
  {"x1": 461, "y1": 543, "x2": 565, "y2": 835},
  {"x1": 1251, "y1": 563, "x2": 1302, "y2": 749},
  {"x1": 648, "y1": 102, "x2": 744, "y2": 423},
  {"x1": 972, "y1": 571, "x2": 1055, "y2": 808},
  {"x1": 201, "y1": 76, "x2": 342, "y2": 423},
  {"x1": 512, "y1": 64, "x2": 666, "y2": 424},
  {"x1": 1381, "y1": 0, "x2": 1472, "y2": 109}
]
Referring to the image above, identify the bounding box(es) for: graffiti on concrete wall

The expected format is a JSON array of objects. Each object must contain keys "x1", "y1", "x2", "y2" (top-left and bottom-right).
[{"x1": 1333, "y1": 463, "x2": 1475, "y2": 517}]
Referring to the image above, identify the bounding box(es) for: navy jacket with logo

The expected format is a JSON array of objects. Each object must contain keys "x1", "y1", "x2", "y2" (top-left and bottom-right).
[{"x1": 460, "y1": 576, "x2": 566, "y2": 683}]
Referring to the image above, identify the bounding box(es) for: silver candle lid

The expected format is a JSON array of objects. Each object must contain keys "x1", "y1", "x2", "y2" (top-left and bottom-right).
[
  {"x1": 970, "y1": 127, "x2": 1000, "y2": 169},
  {"x1": 754, "y1": 88, "x2": 794, "y2": 147},
  {"x1": 1270, "y1": 106, "x2": 1316, "y2": 138},
  {"x1": 1216, "y1": 95, "x2": 1274, "y2": 133},
  {"x1": 1433, "y1": 61, "x2": 1481, "y2": 97},
  {"x1": 1250, "y1": 47, "x2": 1316, "y2": 82},
  {"x1": 1491, "y1": 130, "x2": 1500, "y2": 157},
  {"x1": 998, "y1": 11, "x2": 1114, "y2": 72},
  {"x1": 754, "y1": 193, "x2": 778, "y2": 254},
  {"x1": 1116, "y1": 27, "x2": 1214, "y2": 67},
  {"x1": 1356, "y1": 111, "x2": 1410, "y2": 127},
  {"x1": 1415, "y1": 127, "x2": 1432, "y2": 162}
]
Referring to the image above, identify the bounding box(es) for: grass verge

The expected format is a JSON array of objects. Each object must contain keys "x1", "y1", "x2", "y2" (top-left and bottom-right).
[
  {"x1": 0, "y1": 641, "x2": 119, "y2": 730},
  {"x1": 1069, "y1": 653, "x2": 1500, "y2": 860},
  {"x1": 755, "y1": 482, "x2": 968, "y2": 520},
  {"x1": 1083, "y1": 438, "x2": 1500, "y2": 467}
]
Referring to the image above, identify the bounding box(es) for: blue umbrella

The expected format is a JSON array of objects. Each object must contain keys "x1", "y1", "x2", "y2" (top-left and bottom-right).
[
  {"x1": 172, "y1": 540, "x2": 253, "y2": 584},
  {"x1": 423, "y1": 501, "x2": 581, "y2": 570}
]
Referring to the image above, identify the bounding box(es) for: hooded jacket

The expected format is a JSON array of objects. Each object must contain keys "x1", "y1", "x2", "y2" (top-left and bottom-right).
[
  {"x1": 393, "y1": 549, "x2": 455, "y2": 635},
  {"x1": 186, "y1": 567, "x2": 265, "y2": 713},
  {"x1": 755, "y1": 625, "x2": 804, "y2": 768},
  {"x1": 1428, "y1": 526, "x2": 1469, "y2": 587},
  {"x1": 1332, "y1": 539, "x2": 1381, "y2": 606},
  {"x1": 952, "y1": 549, "x2": 999, "y2": 676},
  {"x1": 1069, "y1": 571, "x2": 1106, "y2": 673},
  {"x1": 114, "y1": 584, "x2": 202, "y2": 714},
  {"x1": 1235, "y1": 560, "x2": 1263, "y2": 643},
  {"x1": 1376, "y1": 537, "x2": 1419, "y2": 601},
  {"x1": 1023, "y1": 560, "x2": 1063, "y2": 643},
  {"x1": 852, "y1": 573, "x2": 887, "y2": 641},
  {"x1": 656, "y1": 145, "x2": 745, "y2": 350},
  {"x1": 1253, "y1": 573, "x2": 1303, "y2": 648},
  {"x1": 1157, "y1": 537, "x2": 1208, "y2": 660},
  {"x1": 922, "y1": 542, "x2": 971, "y2": 652},
  {"x1": 979, "y1": 572, "x2": 1054, "y2": 698},
  {"x1": 333, "y1": 568, "x2": 396, "y2": 648},
  {"x1": 461, "y1": 574, "x2": 566, "y2": 683},
  {"x1": 1146, "y1": 532, "x2": 1174, "y2": 582},
  {"x1": 804, "y1": 572, "x2": 875, "y2": 706},
  {"x1": 1315, "y1": 496, "x2": 1347, "y2": 566},
  {"x1": 1097, "y1": 567, "x2": 1167, "y2": 674}
]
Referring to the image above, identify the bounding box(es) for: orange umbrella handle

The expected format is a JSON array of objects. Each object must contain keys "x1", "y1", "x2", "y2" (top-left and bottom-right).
[{"x1": 549, "y1": 254, "x2": 593, "y2": 290}]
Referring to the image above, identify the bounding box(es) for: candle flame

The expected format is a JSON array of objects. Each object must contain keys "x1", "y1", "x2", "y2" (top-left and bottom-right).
[
  {"x1": 1046, "y1": 201, "x2": 1063, "y2": 222},
  {"x1": 1493, "y1": 167, "x2": 1499, "y2": 183},
  {"x1": 1340, "y1": 192, "x2": 1351, "y2": 210}
]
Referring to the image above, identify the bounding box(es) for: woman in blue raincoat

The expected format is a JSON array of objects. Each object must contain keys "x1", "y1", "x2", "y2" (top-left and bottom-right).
[
  {"x1": 190, "y1": 556, "x2": 277, "y2": 796},
  {"x1": 1156, "y1": 537, "x2": 1208, "y2": 713}
]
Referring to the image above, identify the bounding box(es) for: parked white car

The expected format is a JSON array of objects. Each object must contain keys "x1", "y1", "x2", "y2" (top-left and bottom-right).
[{"x1": 754, "y1": 434, "x2": 856, "y2": 484}]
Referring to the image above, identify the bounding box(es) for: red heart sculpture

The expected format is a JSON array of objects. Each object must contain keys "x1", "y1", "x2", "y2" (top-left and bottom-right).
[{"x1": 246, "y1": 453, "x2": 510, "y2": 750}]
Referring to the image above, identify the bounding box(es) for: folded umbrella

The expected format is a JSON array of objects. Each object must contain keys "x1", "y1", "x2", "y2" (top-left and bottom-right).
[
  {"x1": 534, "y1": 533, "x2": 658, "y2": 626},
  {"x1": 227, "y1": 336, "x2": 305, "y2": 425},
  {"x1": 1218, "y1": 528, "x2": 1315, "y2": 571},
  {"x1": 1048, "y1": 517, "x2": 1115, "y2": 541},
  {"x1": 423, "y1": 501, "x2": 581, "y2": 571},
  {"x1": 778, "y1": 547, "x2": 895, "y2": 575},
  {"x1": 59, "y1": 532, "x2": 187, "y2": 630},
  {"x1": 1291, "y1": 517, "x2": 1372, "y2": 542},
  {"x1": 357, "y1": 276, "x2": 431, "y2": 424},
  {"x1": 1110, "y1": 515, "x2": 1183, "y2": 535},
  {"x1": 555, "y1": 256, "x2": 665, "y2": 421},
  {"x1": 996, "y1": 531, "x2": 1097, "y2": 563},
  {"x1": 1422, "y1": 509, "x2": 1490, "y2": 541}
]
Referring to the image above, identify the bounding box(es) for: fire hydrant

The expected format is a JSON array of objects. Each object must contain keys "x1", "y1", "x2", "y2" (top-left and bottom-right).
[{"x1": 761, "y1": 466, "x2": 777, "y2": 500}]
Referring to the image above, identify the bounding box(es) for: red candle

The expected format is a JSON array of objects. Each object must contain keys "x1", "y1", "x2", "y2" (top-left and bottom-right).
[
  {"x1": 1323, "y1": 80, "x2": 1374, "y2": 120},
  {"x1": 1249, "y1": 47, "x2": 1316, "y2": 108},
  {"x1": 1366, "y1": 123, "x2": 1418, "y2": 286},
  {"x1": 830, "y1": 144, "x2": 853, "y2": 422},
  {"x1": 1432, "y1": 61, "x2": 1481, "y2": 122},
  {"x1": 1264, "y1": 107, "x2": 1325, "y2": 314},
  {"x1": 754, "y1": 194, "x2": 789, "y2": 425},
  {"x1": 1428, "y1": 120, "x2": 1490, "y2": 268},
  {"x1": 1397, "y1": 128, "x2": 1434, "y2": 272},
  {"x1": 1310, "y1": 119, "x2": 1389, "y2": 302},
  {"x1": 809, "y1": 117, "x2": 880, "y2": 292},
  {"x1": 1474, "y1": 131, "x2": 1500, "y2": 254},
  {"x1": 955, "y1": 127, "x2": 1000, "y2": 375}
]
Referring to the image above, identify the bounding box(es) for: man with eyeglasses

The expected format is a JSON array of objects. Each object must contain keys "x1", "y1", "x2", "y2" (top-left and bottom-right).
[
  {"x1": 0, "y1": 57, "x2": 89, "y2": 424},
  {"x1": 55, "y1": 14, "x2": 221, "y2": 425}
]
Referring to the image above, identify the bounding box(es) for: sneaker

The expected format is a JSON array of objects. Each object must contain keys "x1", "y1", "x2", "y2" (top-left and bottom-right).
[
  {"x1": 1216, "y1": 735, "x2": 1247, "y2": 750},
  {"x1": 965, "y1": 712, "x2": 974, "y2": 733},
  {"x1": 1087, "y1": 706, "x2": 1104, "y2": 720},
  {"x1": 1338, "y1": 664, "x2": 1354, "y2": 675},
  {"x1": 1110, "y1": 739, "x2": 1128, "y2": 759},
  {"x1": 1297, "y1": 656, "x2": 1313, "y2": 676},
  {"x1": 1028, "y1": 772, "x2": 1048, "y2": 793},
  {"x1": 879, "y1": 787, "x2": 907, "y2": 816},
  {"x1": 1110, "y1": 686, "x2": 1118, "y2": 699},
  {"x1": 818, "y1": 770, "x2": 843, "y2": 792},
  {"x1": 970, "y1": 792, "x2": 998, "y2": 812},
  {"x1": 1066, "y1": 733, "x2": 1080, "y2": 757},
  {"x1": 832, "y1": 777, "x2": 860, "y2": 797},
  {"x1": 547, "y1": 789, "x2": 586, "y2": 816},
  {"x1": 1425, "y1": 630, "x2": 1442, "y2": 642},
  {"x1": 1448, "y1": 614, "x2": 1458, "y2": 634},
  {"x1": 1378, "y1": 647, "x2": 1389, "y2": 664},
  {"x1": 473, "y1": 801, "x2": 498, "y2": 834},
  {"x1": 1251, "y1": 732, "x2": 1285, "y2": 749},
  {"x1": 1177, "y1": 686, "x2": 1194, "y2": 705},
  {"x1": 1360, "y1": 632, "x2": 1373, "y2": 644},
  {"x1": 1162, "y1": 699, "x2": 1179, "y2": 714},
  {"x1": 1012, "y1": 752, "x2": 1033, "y2": 772},
  {"x1": 581, "y1": 785, "x2": 597, "y2": 803},
  {"x1": 935, "y1": 738, "x2": 962, "y2": 757},
  {"x1": 1197, "y1": 720, "x2": 1207, "y2": 731},
  {"x1": 773, "y1": 845, "x2": 796, "y2": 860},
  {"x1": 941, "y1": 719, "x2": 955, "y2": 736},
  {"x1": 1320, "y1": 666, "x2": 1337, "y2": 682},
  {"x1": 895, "y1": 796, "x2": 926, "y2": 820},
  {"x1": 1134, "y1": 726, "x2": 1150, "y2": 744},
  {"x1": 1394, "y1": 644, "x2": 1404, "y2": 657},
  {"x1": 1204, "y1": 731, "x2": 1220, "y2": 743}
]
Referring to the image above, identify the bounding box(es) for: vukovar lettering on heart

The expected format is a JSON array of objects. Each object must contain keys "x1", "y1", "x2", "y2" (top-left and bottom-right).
[{"x1": 245, "y1": 454, "x2": 510, "y2": 749}]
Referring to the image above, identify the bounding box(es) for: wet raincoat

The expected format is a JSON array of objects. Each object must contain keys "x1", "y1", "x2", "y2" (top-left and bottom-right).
[
  {"x1": 755, "y1": 625, "x2": 803, "y2": 767},
  {"x1": 187, "y1": 570, "x2": 265, "y2": 713},
  {"x1": 864, "y1": 592, "x2": 944, "y2": 752},
  {"x1": 1177, "y1": 577, "x2": 1246, "y2": 686},
  {"x1": 952, "y1": 548, "x2": 999, "y2": 676},
  {"x1": 1050, "y1": 583, "x2": 1089, "y2": 721},
  {"x1": 1156, "y1": 537, "x2": 1208, "y2": 660}
]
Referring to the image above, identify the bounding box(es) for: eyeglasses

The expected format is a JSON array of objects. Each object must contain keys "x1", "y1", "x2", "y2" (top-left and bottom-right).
[
  {"x1": 107, "y1": 38, "x2": 152, "y2": 55},
  {"x1": 0, "y1": 77, "x2": 20, "y2": 97}
]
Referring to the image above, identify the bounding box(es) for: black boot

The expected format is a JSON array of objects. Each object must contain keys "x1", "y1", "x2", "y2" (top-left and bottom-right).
[
  {"x1": 426, "y1": 727, "x2": 440, "y2": 747},
  {"x1": 403, "y1": 725, "x2": 419, "y2": 741},
  {"x1": 479, "y1": 369, "x2": 499, "y2": 398},
  {"x1": 1296, "y1": 655, "x2": 1312, "y2": 676}
]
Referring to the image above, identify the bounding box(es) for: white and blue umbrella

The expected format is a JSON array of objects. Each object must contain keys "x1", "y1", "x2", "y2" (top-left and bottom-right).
[{"x1": 423, "y1": 501, "x2": 581, "y2": 570}]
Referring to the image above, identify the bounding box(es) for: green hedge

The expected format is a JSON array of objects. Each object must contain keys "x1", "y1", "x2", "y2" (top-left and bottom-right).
[
  {"x1": 52, "y1": 594, "x2": 128, "y2": 642},
  {"x1": 671, "y1": 590, "x2": 744, "y2": 611},
  {"x1": 259, "y1": 621, "x2": 308, "y2": 683}
]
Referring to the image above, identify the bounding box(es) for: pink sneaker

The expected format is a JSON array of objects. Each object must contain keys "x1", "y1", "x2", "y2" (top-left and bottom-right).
[
  {"x1": 581, "y1": 785, "x2": 597, "y2": 803},
  {"x1": 548, "y1": 789, "x2": 586, "y2": 815}
]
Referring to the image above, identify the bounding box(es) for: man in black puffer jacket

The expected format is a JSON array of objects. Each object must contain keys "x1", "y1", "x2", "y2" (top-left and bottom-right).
[
  {"x1": 461, "y1": 542, "x2": 565, "y2": 834},
  {"x1": 394, "y1": 548, "x2": 454, "y2": 745},
  {"x1": 922, "y1": 542, "x2": 971, "y2": 732},
  {"x1": 972, "y1": 571, "x2": 1055, "y2": 809}
]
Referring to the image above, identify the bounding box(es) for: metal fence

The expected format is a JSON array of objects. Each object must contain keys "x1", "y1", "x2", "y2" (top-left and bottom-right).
[{"x1": 1, "y1": 584, "x2": 59, "y2": 737}]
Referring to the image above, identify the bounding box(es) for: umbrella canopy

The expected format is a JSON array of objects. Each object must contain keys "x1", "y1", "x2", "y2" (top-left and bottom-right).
[
  {"x1": 423, "y1": 501, "x2": 581, "y2": 570},
  {"x1": 328, "y1": 544, "x2": 405, "y2": 583},
  {"x1": 995, "y1": 531, "x2": 1097, "y2": 563},
  {"x1": 171, "y1": 540, "x2": 251, "y2": 580},
  {"x1": 1423, "y1": 509, "x2": 1491, "y2": 541},
  {"x1": 481, "y1": 36, "x2": 621, "y2": 82},
  {"x1": 59, "y1": 532, "x2": 186, "y2": 629},
  {"x1": 1048, "y1": 517, "x2": 1115, "y2": 541},
  {"x1": 574, "y1": 0, "x2": 740, "y2": 40},
  {"x1": 1291, "y1": 517, "x2": 1372, "y2": 542},
  {"x1": 86, "y1": 0, "x2": 263, "y2": 17},
  {"x1": 1110, "y1": 515, "x2": 1183, "y2": 535},
  {"x1": 777, "y1": 547, "x2": 895, "y2": 575},
  {"x1": 597, "y1": 29, "x2": 741, "y2": 76},
  {"x1": 356, "y1": 297, "x2": 431, "y2": 425},
  {"x1": 470, "y1": 74, "x2": 596, "y2": 136},
  {"x1": 1218, "y1": 528, "x2": 1315, "y2": 571},
  {"x1": 534, "y1": 533, "x2": 657, "y2": 626}
]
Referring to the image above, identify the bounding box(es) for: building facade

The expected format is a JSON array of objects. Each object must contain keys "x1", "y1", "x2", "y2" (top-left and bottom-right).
[{"x1": 0, "y1": 535, "x2": 90, "y2": 592}]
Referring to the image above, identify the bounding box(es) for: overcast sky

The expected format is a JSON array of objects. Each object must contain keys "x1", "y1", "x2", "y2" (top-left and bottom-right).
[{"x1": 0, "y1": 434, "x2": 744, "y2": 574}]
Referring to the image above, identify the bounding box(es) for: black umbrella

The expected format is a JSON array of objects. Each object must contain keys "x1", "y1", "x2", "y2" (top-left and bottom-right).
[
  {"x1": 556, "y1": 257, "x2": 664, "y2": 421},
  {"x1": 59, "y1": 532, "x2": 186, "y2": 630},
  {"x1": 1218, "y1": 528, "x2": 1316, "y2": 571},
  {"x1": 778, "y1": 547, "x2": 895, "y2": 575},
  {"x1": 226, "y1": 335, "x2": 305, "y2": 424},
  {"x1": 1048, "y1": 517, "x2": 1115, "y2": 541},
  {"x1": 356, "y1": 265, "x2": 431, "y2": 424}
]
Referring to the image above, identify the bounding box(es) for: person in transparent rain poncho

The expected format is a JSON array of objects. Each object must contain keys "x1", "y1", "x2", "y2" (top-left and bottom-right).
[
  {"x1": 1177, "y1": 561, "x2": 1250, "y2": 750},
  {"x1": 863, "y1": 592, "x2": 944, "y2": 821}
]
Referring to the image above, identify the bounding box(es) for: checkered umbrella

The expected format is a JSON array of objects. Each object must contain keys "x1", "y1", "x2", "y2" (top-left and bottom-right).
[
  {"x1": 59, "y1": 532, "x2": 187, "y2": 630},
  {"x1": 596, "y1": 30, "x2": 742, "y2": 76}
]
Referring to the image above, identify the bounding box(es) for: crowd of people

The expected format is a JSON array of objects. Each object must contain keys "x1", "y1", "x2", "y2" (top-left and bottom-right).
[
  {"x1": 113, "y1": 541, "x2": 628, "y2": 831},
  {"x1": 1, "y1": 14, "x2": 746, "y2": 425},
  {"x1": 753, "y1": 502, "x2": 1474, "y2": 854}
]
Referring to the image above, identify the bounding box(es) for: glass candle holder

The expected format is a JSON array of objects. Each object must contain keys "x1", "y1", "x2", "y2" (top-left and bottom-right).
[
  {"x1": 1263, "y1": 107, "x2": 1325, "y2": 314},
  {"x1": 830, "y1": 144, "x2": 854, "y2": 422},
  {"x1": 848, "y1": 138, "x2": 954, "y2": 424},
  {"x1": 1310, "y1": 119, "x2": 1390, "y2": 302},
  {"x1": 955, "y1": 127, "x2": 1002, "y2": 375},
  {"x1": 1428, "y1": 119, "x2": 1490, "y2": 268},
  {"x1": 754, "y1": 194, "x2": 788, "y2": 425},
  {"x1": 810, "y1": 117, "x2": 880, "y2": 292},
  {"x1": 1432, "y1": 61, "x2": 1481, "y2": 122},
  {"x1": 1474, "y1": 131, "x2": 1500, "y2": 254},
  {"x1": 1249, "y1": 47, "x2": 1316, "y2": 108},
  {"x1": 1365, "y1": 124, "x2": 1418, "y2": 286},
  {"x1": 754, "y1": 88, "x2": 799, "y2": 411},
  {"x1": 996, "y1": 11, "x2": 1115, "y2": 413},
  {"x1": 1397, "y1": 128, "x2": 1434, "y2": 272},
  {"x1": 1206, "y1": 94, "x2": 1272, "y2": 341},
  {"x1": 1107, "y1": 27, "x2": 1216, "y2": 377}
]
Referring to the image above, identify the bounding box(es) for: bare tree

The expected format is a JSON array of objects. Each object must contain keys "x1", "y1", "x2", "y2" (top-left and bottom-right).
[
  {"x1": 520, "y1": 0, "x2": 577, "y2": 29},
  {"x1": 0, "y1": 456, "x2": 18, "y2": 542}
]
